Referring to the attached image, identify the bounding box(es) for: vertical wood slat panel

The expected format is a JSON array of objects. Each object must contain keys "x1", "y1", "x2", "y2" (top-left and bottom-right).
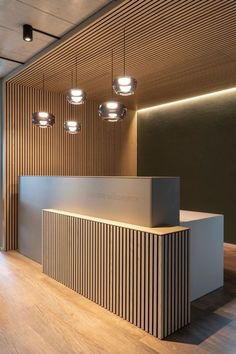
[
  {"x1": 43, "y1": 210, "x2": 190, "y2": 340},
  {"x1": 3, "y1": 82, "x2": 137, "y2": 251},
  {"x1": 158, "y1": 232, "x2": 190, "y2": 339}
]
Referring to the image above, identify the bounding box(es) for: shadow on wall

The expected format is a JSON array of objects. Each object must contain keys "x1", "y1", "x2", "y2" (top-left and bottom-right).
[{"x1": 137, "y1": 90, "x2": 236, "y2": 244}]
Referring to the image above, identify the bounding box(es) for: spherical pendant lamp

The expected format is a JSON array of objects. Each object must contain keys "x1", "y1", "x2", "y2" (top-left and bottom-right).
[
  {"x1": 32, "y1": 75, "x2": 55, "y2": 128},
  {"x1": 32, "y1": 111, "x2": 55, "y2": 128},
  {"x1": 98, "y1": 50, "x2": 127, "y2": 122},
  {"x1": 66, "y1": 58, "x2": 87, "y2": 105},
  {"x1": 66, "y1": 88, "x2": 86, "y2": 105},
  {"x1": 98, "y1": 101, "x2": 127, "y2": 122},
  {"x1": 64, "y1": 120, "x2": 81, "y2": 134},
  {"x1": 113, "y1": 28, "x2": 137, "y2": 96},
  {"x1": 113, "y1": 76, "x2": 137, "y2": 96}
]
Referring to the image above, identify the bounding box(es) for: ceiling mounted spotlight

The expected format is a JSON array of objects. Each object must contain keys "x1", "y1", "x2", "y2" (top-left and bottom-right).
[
  {"x1": 32, "y1": 75, "x2": 55, "y2": 128},
  {"x1": 64, "y1": 121, "x2": 81, "y2": 134},
  {"x1": 23, "y1": 24, "x2": 60, "y2": 42},
  {"x1": 66, "y1": 58, "x2": 87, "y2": 105},
  {"x1": 23, "y1": 24, "x2": 33, "y2": 42},
  {"x1": 113, "y1": 28, "x2": 137, "y2": 96},
  {"x1": 98, "y1": 50, "x2": 127, "y2": 122}
]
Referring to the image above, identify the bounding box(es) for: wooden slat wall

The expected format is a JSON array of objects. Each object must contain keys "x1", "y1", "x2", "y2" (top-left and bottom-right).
[
  {"x1": 42, "y1": 210, "x2": 190, "y2": 339},
  {"x1": 6, "y1": 0, "x2": 236, "y2": 109},
  {"x1": 3, "y1": 82, "x2": 137, "y2": 250},
  {"x1": 158, "y1": 232, "x2": 190, "y2": 339}
]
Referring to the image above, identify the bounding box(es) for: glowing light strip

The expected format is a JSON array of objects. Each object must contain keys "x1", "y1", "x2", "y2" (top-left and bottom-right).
[{"x1": 138, "y1": 86, "x2": 236, "y2": 112}]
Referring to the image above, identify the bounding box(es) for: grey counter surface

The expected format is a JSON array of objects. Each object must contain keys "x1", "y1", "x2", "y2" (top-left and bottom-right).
[{"x1": 19, "y1": 176, "x2": 179, "y2": 263}]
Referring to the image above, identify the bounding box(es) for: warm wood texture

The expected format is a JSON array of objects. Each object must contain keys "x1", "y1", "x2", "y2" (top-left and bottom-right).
[
  {"x1": 42, "y1": 209, "x2": 190, "y2": 339},
  {"x1": 44, "y1": 209, "x2": 187, "y2": 235},
  {"x1": 0, "y1": 245, "x2": 235, "y2": 353},
  {"x1": 6, "y1": 0, "x2": 236, "y2": 109},
  {"x1": 3, "y1": 82, "x2": 137, "y2": 251}
]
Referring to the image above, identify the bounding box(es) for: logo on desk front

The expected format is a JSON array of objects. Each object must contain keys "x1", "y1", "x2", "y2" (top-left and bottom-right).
[{"x1": 88, "y1": 192, "x2": 139, "y2": 202}]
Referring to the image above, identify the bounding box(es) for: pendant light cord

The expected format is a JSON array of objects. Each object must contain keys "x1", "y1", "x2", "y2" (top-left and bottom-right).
[
  {"x1": 42, "y1": 74, "x2": 45, "y2": 107},
  {"x1": 76, "y1": 56, "x2": 78, "y2": 87},
  {"x1": 111, "y1": 49, "x2": 114, "y2": 97},
  {"x1": 123, "y1": 28, "x2": 126, "y2": 76}
]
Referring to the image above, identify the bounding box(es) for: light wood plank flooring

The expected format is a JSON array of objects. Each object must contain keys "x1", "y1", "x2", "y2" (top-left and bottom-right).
[{"x1": 0, "y1": 246, "x2": 236, "y2": 354}]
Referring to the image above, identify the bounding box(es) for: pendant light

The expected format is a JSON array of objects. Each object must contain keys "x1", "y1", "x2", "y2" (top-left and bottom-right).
[
  {"x1": 113, "y1": 28, "x2": 137, "y2": 96},
  {"x1": 98, "y1": 50, "x2": 127, "y2": 122},
  {"x1": 64, "y1": 120, "x2": 81, "y2": 134},
  {"x1": 66, "y1": 57, "x2": 86, "y2": 105},
  {"x1": 32, "y1": 75, "x2": 55, "y2": 128}
]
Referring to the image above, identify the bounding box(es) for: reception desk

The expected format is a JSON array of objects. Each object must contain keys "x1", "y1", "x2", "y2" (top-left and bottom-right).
[
  {"x1": 42, "y1": 209, "x2": 190, "y2": 339},
  {"x1": 18, "y1": 176, "x2": 224, "y2": 339},
  {"x1": 180, "y1": 210, "x2": 224, "y2": 300}
]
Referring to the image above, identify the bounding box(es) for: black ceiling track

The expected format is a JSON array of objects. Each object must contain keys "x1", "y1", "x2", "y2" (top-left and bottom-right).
[
  {"x1": 0, "y1": 56, "x2": 25, "y2": 65},
  {"x1": 33, "y1": 27, "x2": 61, "y2": 40}
]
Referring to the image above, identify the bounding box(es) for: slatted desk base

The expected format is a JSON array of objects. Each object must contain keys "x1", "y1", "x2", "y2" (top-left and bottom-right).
[{"x1": 42, "y1": 210, "x2": 190, "y2": 339}]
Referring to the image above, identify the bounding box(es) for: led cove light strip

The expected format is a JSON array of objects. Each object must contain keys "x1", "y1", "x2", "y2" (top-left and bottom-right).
[{"x1": 138, "y1": 86, "x2": 236, "y2": 112}]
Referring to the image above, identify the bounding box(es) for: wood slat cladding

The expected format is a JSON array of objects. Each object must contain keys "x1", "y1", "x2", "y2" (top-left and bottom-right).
[
  {"x1": 3, "y1": 82, "x2": 137, "y2": 250},
  {"x1": 42, "y1": 210, "x2": 190, "y2": 339},
  {"x1": 158, "y1": 233, "x2": 190, "y2": 338},
  {"x1": 6, "y1": 0, "x2": 236, "y2": 109}
]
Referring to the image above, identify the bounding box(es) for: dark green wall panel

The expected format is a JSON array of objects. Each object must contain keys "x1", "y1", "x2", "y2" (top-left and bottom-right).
[
  {"x1": 0, "y1": 80, "x2": 2, "y2": 249},
  {"x1": 138, "y1": 90, "x2": 236, "y2": 244}
]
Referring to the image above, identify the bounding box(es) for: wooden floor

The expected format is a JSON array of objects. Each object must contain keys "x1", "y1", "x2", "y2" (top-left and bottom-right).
[{"x1": 0, "y1": 246, "x2": 236, "y2": 354}]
